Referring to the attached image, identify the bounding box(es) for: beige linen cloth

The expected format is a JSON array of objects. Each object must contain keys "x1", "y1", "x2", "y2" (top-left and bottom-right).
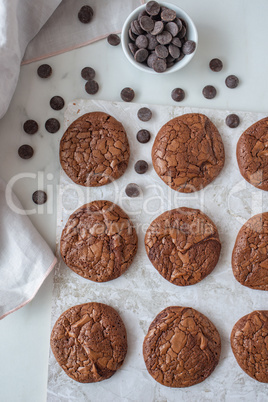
[{"x1": 0, "y1": 0, "x2": 142, "y2": 319}]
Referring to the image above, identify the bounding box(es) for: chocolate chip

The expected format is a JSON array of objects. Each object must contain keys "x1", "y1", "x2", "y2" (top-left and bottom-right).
[
  {"x1": 37, "y1": 64, "x2": 52, "y2": 79},
  {"x1": 134, "y1": 48, "x2": 148, "y2": 63},
  {"x1": 182, "y1": 40, "x2": 196, "y2": 54},
  {"x1": 226, "y1": 113, "x2": 240, "y2": 128},
  {"x1": 146, "y1": 1, "x2": 160, "y2": 16},
  {"x1": 137, "y1": 129, "x2": 151, "y2": 143},
  {"x1": 133, "y1": 20, "x2": 144, "y2": 35},
  {"x1": 172, "y1": 37, "x2": 182, "y2": 47},
  {"x1": 178, "y1": 25, "x2": 186, "y2": 39},
  {"x1": 85, "y1": 80, "x2": 99, "y2": 95},
  {"x1": 136, "y1": 35, "x2": 149, "y2": 49},
  {"x1": 140, "y1": 16, "x2": 154, "y2": 32},
  {"x1": 32, "y1": 190, "x2": 47, "y2": 205},
  {"x1": 78, "y1": 5, "x2": 93, "y2": 24},
  {"x1": 129, "y1": 28, "x2": 137, "y2": 42},
  {"x1": 129, "y1": 43, "x2": 138, "y2": 56},
  {"x1": 125, "y1": 183, "x2": 140, "y2": 197},
  {"x1": 169, "y1": 44, "x2": 180, "y2": 59},
  {"x1": 225, "y1": 75, "x2": 239, "y2": 88},
  {"x1": 152, "y1": 57, "x2": 167, "y2": 73},
  {"x1": 161, "y1": 8, "x2": 176, "y2": 22},
  {"x1": 81, "y1": 67, "x2": 95, "y2": 80},
  {"x1": 121, "y1": 87, "x2": 135, "y2": 102},
  {"x1": 174, "y1": 17, "x2": 183, "y2": 31},
  {"x1": 209, "y1": 58, "x2": 223, "y2": 72},
  {"x1": 147, "y1": 52, "x2": 158, "y2": 68},
  {"x1": 151, "y1": 20, "x2": 164, "y2": 35},
  {"x1": 107, "y1": 34, "x2": 120, "y2": 46},
  {"x1": 146, "y1": 33, "x2": 158, "y2": 50},
  {"x1": 45, "y1": 118, "x2": 60, "y2": 133},
  {"x1": 50, "y1": 96, "x2": 65, "y2": 111},
  {"x1": 134, "y1": 160, "x2": 148, "y2": 174},
  {"x1": 165, "y1": 21, "x2": 179, "y2": 36},
  {"x1": 202, "y1": 85, "x2": 217, "y2": 99},
  {"x1": 23, "y1": 120, "x2": 38, "y2": 135},
  {"x1": 156, "y1": 31, "x2": 172, "y2": 45},
  {"x1": 137, "y1": 107, "x2": 152, "y2": 122},
  {"x1": 138, "y1": 10, "x2": 148, "y2": 21},
  {"x1": 171, "y1": 88, "x2": 185, "y2": 102},
  {"x1": 155, "y1": 45, "x2": 168, "y2": 59},
  {"x1": 18, "y1": 144, "x2": 34, "y2": 159}
]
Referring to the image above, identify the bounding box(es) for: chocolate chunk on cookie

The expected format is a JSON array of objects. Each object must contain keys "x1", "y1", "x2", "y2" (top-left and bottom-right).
[
  {"x1": 152, "y1": 113, "x2": 225, "y2": 193},
  {"x1": 231, "y1": 310, "x2": 268, "y2": 383},
  {"x1": 232, "y1": 212, "x2": 268, "y2": 290},
  {"x1": 50, "y1": 302, "x2": 127, "y2": 383},
  {"x1": 143, "y1": 306, "x2": 221, "y2": 387},
  {"x1": 60, "y1": 200, "x2": 138, "y2": 282},
  {"x1": 145, "y1": 207, "x2": 221, "y2": 286},
  {"x1": 236, "y1": 117, "x2": 268, "y2": 191},
  {"x1": 59, "y1": 112, "x2": 129, "y2": 187}
]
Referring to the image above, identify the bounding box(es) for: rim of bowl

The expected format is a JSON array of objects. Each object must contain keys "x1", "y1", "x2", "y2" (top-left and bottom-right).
[{"x1": 121, "y1": 2, "x2": 198, "y2": 74}]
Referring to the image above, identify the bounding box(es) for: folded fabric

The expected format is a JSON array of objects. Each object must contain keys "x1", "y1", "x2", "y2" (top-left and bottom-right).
[
  {"x1": 0, "y1": 0, "x2": 60, "y2": 318},
  {"x1": 0, "y1": 177, "x2": 57, "y2": 319},
  {"x1": 23, "y1": 0, "x2": 143, "y2": 64}
]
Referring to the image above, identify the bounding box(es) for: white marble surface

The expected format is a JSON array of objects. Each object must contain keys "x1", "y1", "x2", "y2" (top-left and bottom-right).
[{"x1": 0, "y1": 0, "x2": 268, "y2": 401}]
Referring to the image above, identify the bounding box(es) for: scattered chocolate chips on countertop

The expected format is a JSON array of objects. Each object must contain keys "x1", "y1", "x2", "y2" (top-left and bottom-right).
[
  {"x1": 50, "y1": 96, "x2": 65, "y2": 111},
  {"x1": 18, "y1": 145, "x2": 34, "y2": 159},
  {"x1": 37, "y1": 64, "x2": 52, "y2": 79},
  {"x1": 32, "y1": 190, "x2": 47, "y2": 205},
  {"x1": 225, "y1": 74, "x2": 239, "y2": 88},
  {"x1": 121, "y1": 87, "x2": 135, "y2": 102},
  {"x1": 85, "y1": 80, "x2": 99, "y2": 95},
  {"x1": 202, "y1": 85, "x2": 217, "y2": 99},
  {"x1": 81, "y1": 66, "x2": 95, "y2": 80},
  {"x1": 23, "y1": 119, "x2": 38, "y2": 135},
  {"x1": 45, "y1": 118, "x2": 60, "y2": 133},
  {"x1": 137, "y1": 107, "x2": 152, "y2": 121},
  {"x1": 125, "y1": 183, "x2": 140, "y2": 197},
  {"x1": 78, "y1": 5, "x2": 94, "y2": 24},
  {"x1": 209, "y1": 58, "x2": 223, "y2": 72},
  {"x1": 226, "y1": 113, "x2": 240, "y2": 128},
  {"x1": 137, "y1": 129, "x2": 151, "y2": 143},
  {"x1": 127, "y1": 1, "x2": 196, "y2": 72},
  {"x1": 134, "y1": 160, "x2": 148, "y2": 174},
  {"x1": 107, "y1": 34, "x2": 121, "y2": 46},
  {"x1": 171, "y1": 87, "x2": 185, "y2": 102}
]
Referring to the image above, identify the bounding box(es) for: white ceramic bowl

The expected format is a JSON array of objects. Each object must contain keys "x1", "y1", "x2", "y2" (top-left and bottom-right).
[{"x1": 121, "y1": 2, "x2": 198, "y2": 74}]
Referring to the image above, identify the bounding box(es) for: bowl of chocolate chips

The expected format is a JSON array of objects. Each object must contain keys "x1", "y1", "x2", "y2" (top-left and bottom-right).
[{"x1": 121, "y1": 1, "x2": 198, "y2": 74}]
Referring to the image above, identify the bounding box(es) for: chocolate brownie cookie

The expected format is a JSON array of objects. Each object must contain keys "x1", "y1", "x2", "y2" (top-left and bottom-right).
[
  {"x1": 236, "y1": 117, "x2": 268, "y2": 191},
  {"x1": 232, "y1": 212, "x2": 268, "y2": 290},
  {"x1": 143, "y1": 306, "x2": 221, "y2": 387},
  {"x1": 152, "y1": 113, "x2": 225, "y2": 193},
  {"x1": 231, "y1": 310, "x2": 268, "y2": 383},
  {"x1": 144, "y1": 207, "x2": 221, "y2": 286},
  {"x1": 60, "y1": 200, "x2": 138, "y2": 282},
  {"x1": 50, "y1": 302, "x2": 127, "y2": 383},
  {"x1": 60, "y1": 112, "x2": 130, "y2": 187}
]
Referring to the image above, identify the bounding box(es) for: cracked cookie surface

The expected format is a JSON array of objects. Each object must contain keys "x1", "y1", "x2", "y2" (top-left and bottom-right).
[
  {"x1": 237, "y1": 117, "x2": 268, "y2": 191},
  {"x1": 144, "y1": 207, "x2": 221, "y2": 286},
  {"x1": 152, "y1": 113, "x2": 225, "y2": 193},
  {"x1": 232, "y1": 212, "x2": 268, "y2": 290},
  {"x1": 231, "y1": 310, "x2": 268, "y2": 383},
  {"x1": 60, "y1": 111, "x2": 130, "y2": 187},
  {"x1": 143, "y1": 306, "x2": 221, "y2": 387},
  {"x1": 60, "y1": 200, "x2": 138, "y2": 282},
  {"x1": 50, "y1": 302, "x2": 127, "y2": 383}
]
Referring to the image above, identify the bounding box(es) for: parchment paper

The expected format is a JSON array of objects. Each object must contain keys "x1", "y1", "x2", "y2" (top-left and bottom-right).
[{"x1": 47, "y1": 99, "x2": 268, "y2": 401}]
